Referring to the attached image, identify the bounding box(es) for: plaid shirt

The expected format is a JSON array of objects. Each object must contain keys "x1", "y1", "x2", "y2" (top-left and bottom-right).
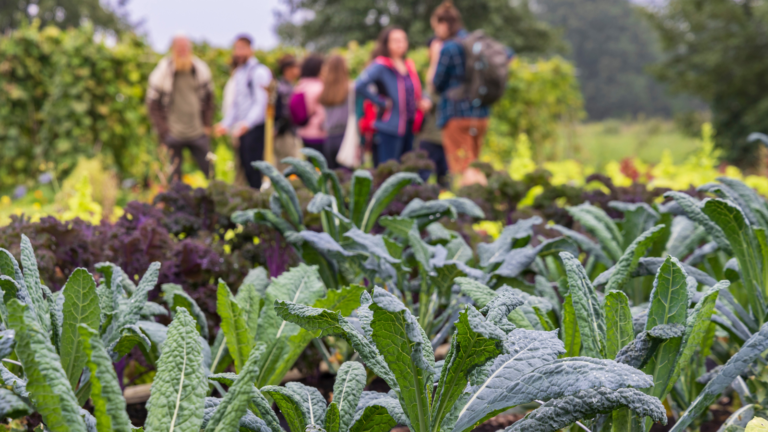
[{"x1": 433, "y1": 30, "x2": 490, "y2": 128}]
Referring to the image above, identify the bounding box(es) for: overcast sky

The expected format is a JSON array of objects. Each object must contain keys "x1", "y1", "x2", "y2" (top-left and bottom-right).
[{"x1": 126, "y1": 0, "x2": 285, "y2": 52}]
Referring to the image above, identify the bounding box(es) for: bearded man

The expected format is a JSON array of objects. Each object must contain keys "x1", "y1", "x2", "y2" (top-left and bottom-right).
[{"x1": 146, "y1": 34, "x2": 214, "y2": 182}]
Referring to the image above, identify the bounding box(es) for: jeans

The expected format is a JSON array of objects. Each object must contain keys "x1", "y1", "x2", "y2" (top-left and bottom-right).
[
  {"x1": 418, "y1": 141, "x2": 449, "y2": 186},
  {"x1": 164, "y1": 134, "x2": 211, "y2": 182},
  {"x1": 239, "y1": 124, "x2": 265, "y2": 189},
  {"x1": 375, "y1": 121, "x2": 414, "y2": 166}
]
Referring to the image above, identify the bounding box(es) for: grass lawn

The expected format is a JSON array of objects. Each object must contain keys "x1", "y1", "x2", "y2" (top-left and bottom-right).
[{"x1": 549, "y1": 119, "x2": 703, "y2": 168}]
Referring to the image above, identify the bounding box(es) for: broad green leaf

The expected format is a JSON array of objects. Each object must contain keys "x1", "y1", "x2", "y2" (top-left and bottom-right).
[
  {"x1": 235, "y1": 281, "x2": 263, "y2": 348},
  {"x1": 608, "y1": 202, "x2": 661, "y2": 249},
  {"x1": 61, "y1": 269, "x2": 101, "y2": 390},
  {"x1": 274, "y1": 299, "x2": 397, "y2": 390},
  {"x1": 505, "y1": 387, "x2": 666, "y2": 432},
  {"x1": 353, "y1": 392, "x2": 409, "y2": 430},
  {"x1": 285, "y1": 381, "x2": 327, "y2": 427},
  {"x1": 0, "y1": 276, "x2": 20, "y2": 310},
  {"x1": 604, "y1": 225, "x2": 666, "y2": 293},
  {"x1": 431, "y1": 307, "x2": 505, "y2": 429},
  {"x1": 314, "y1": 284, "x2": 366, "y2": 315},
  {"x1": 362, "y1": 172, "x2": 422, "y2": 232},
  {"x1": 700, "y1": 181, "x2": 761, "y2": 226},
  {"x1": 254, "y1": 161, "x2": 303, "y2": 227},
  {"x1": 492, "y1": 237, "x2": 577, "y2": 278},
  {"x1": 282, "y1": 157, "x2": 321, "y2": 193},
  {"x1": 701, "y1": 198, "x2": 766, "y2": 321},
  {"x1": 454, "y1": 325, "x2": 655, "y2": 432},
  {"x1": 20, "y1": 235, "x2": 50, "y2": 331},
  {"x1": 79, "y1": 324, "x2": 131, "y2": 432},
  {"x1": 562, "y1": 295, "x2": 581, "y2": 357},
  {"x1": 604, "y1": 291, "x2": 634, "y2": 359},
  {"x1": 567, "y1": 204, "x2": 623, "y2": 262},
  {"x1": 205, "y1": 345, "x2": 265, "y2": 432},
  {"x1": 163, "y1": 283, "x2": 209, "y2": 340},
  {"x1": 551, "y1": 224, "x2": 612, "y2": 267},
  {"x1": 477, "y1": 216, "x2": 541, "y2": 267},
  {"x1": 242, "y1": 267, "x2": 271, "y2": 297},
  {"x1": 561, "y1": 252, "x2": 606, "y2": 358},
  {"x1": 232, "y1": 208, "x2": 298, "y2": 237},
  {"x1": 664, "y1": 282, "x2": 724, "y2": 395},
  {"x1": 348, "y1": 405, "x2": 397, "y2": 432},
  {"x1": 250, "y1": 387, "x2": 285, "y2": 432},
  {"x1": 325, "y1": 403, "x2": 340, "y2": 432},
  {"x1": 332, "y1": 361, "x2": 367, "y2": 432},
  {"x1": 455, "y1": 277, "x2": 497, "y2": 308},
  {"x1": 261, "y1": 386, "x2": 307, "y2": 432},
  {"x1": 0, "y1": 387, "x2": 32, "y2": 419},
  {"x1": 102, "y1": 262, "x2": 160, "y2": 351},
  {"x1": 7, "y1": 299, "x2": 85, "y2": 432},
  {"x1": 202, "y1": 397, "x2": 270, "y2": 432},
  {"x1": 643, "y1": 256, "x2": 689, "y2": 399},
  {"x1": 217, "y1": 280, "x2": 253, "y2": 373},
  {"x1": 665, "y1": 191, "x2": 733, "y2": 254},
  {"x1": 379, "y1": 216, "x2": 416, "y2": 238},
  {"x1": 671, "y1": 322, "x2": 768, "y2": 432},
  {"x1": 256, "y1": 264, "x2": 326, "y2": 387},
  {"x1": 350, "y1": 170, "x2": 373, "y2": 228},
  {"x1": 145, "y1": 308, "x2": 206, "y2": 432},
  {"x1": 369, "y1": 287, "x2": 433, "y2": 432}
]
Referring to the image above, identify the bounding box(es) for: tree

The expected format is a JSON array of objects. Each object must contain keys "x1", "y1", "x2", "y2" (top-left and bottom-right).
[
  {"x1": 275, "y1": 0, "x2": 559, "y2": 54},
  {"x1": 536, "y1": 0, "x2": 688, "y2": 120},
  {"x1": 643, "y1": 0, "x2": 768, "y2": 168},
  {"x1": 0, "y1": 0, "x2": 129, "y2": 33}
]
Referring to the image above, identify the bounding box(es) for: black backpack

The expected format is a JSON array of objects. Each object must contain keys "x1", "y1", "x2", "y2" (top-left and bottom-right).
[{"x1": 447, "y1": 30, "x2": 509, "y2": 107}]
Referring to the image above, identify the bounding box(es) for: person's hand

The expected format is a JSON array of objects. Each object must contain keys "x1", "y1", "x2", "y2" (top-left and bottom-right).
[
  {"x1": 232, "y1": 123, "x2": 249, "y2": 138},
  {"x1": 214, "y1": 123, "x2": 228, "y2": 137},
  {"x1": 418, "y1": 98, "x2": 433, "y2": 112},
  {"x1": 203, "y1": 126, "x2": 212, "y2": 136}
]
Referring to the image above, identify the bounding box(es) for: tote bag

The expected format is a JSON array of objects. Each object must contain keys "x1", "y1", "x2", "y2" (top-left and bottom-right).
[{"x1": 336, "y1": 88, "x2": 361, "y2": 168}]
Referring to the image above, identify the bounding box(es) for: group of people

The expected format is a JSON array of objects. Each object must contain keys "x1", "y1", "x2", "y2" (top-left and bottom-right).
[{"x1": 146, "y1": 1, "x2": 510, "y2": 189}]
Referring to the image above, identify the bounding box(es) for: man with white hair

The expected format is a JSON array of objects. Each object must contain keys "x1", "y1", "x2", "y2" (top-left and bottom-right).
[
  {"x1": 215, "y1": 34, "x2": 272, "y2": 189},
  {"x1": 146, "y1": 34, "x2": 214, "y2": 182}
]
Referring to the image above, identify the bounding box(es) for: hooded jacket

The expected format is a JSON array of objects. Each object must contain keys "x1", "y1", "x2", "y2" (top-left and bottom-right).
[
  {"x1": 355, "y1": 56, "x2": 424, "y2": 137},
  {"x1": 146, "y1": 56, "x2": 214, "y2": 141}
]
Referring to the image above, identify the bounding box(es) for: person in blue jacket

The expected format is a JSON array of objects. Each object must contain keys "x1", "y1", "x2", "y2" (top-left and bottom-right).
[{"x1": 355, "y1": 26, "x2": 433, "y2": 166}]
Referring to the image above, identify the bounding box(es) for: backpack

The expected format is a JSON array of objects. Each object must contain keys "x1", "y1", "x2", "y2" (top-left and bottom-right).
[
  {"x1": 448, "y1": 30, "x2": 509, "y2": 107},
  {"x1": 289, "y1": 92, "x2": 310, "y2": 126}
]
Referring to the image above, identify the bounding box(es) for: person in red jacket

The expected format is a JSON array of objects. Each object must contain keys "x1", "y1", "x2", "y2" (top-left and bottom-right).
[{"x1": 355, "y1": 27, "x2": 432, "y2": 165}]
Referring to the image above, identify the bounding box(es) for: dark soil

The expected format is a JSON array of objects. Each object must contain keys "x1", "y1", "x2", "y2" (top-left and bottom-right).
[{"x1": 127, "y1": 402, "x2": 148, "y2": 427}]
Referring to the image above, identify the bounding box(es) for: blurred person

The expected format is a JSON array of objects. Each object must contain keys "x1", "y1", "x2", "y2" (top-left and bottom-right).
[
  {"x1": 221, "y1": 53, "x2": 248, "y2": 185},
  {"x1": 146, "y1": 34, "x2": 214, "y2": 182},
  {"x1": 215, "y1": 34, "x2": 272, "y2": 189},
  {"x1": 416, "y1": 20, "x2": 450, "y2": 187},
  {"x1": 292, "y1": 55, "x2": 326, "y2": 154},
  {"x1": 355, "y1": 27, "x2": 432, "y2": 166},
  {"x1": 274, "y1": 55, "x2": 302, "y2": 171},
  {"x1": 319, "y1": 54, "x2": 352, "y2": 169},
  {"x1": 432, "y1": 1, "x2": 511, "y2": 186}
]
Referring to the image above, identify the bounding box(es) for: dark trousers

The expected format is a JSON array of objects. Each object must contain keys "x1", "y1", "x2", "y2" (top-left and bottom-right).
[
  {"x1": 239, "y1": 124, "x2": 265, "y2": 189},
  {"x1": 418, "y1": 141, "x2": 449, "y2": 186},
  {"x1": 165, "y1": 134, "x2": 210, "y2": 182},
  {"x1": 375, "y1": 121, "x2": 414, "y2": 166}
]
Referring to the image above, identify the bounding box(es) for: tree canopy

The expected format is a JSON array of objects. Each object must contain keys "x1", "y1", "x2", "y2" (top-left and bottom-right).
[
  {"x1": 643, "y1": 0, "x2": 768, "y2": 168},
  {"x1": 536, "y1": 0, "x2": 691, "y2": 120},
  {"x1": 275, "y1": 0, "x2": 559, "y2": 54},
  {"x1": 0, "y1": 0, "x2": 129, "y2": 33}
]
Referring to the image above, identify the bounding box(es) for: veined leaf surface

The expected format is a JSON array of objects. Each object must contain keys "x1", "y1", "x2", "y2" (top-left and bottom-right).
[
  {"x1": 145, "y1": 308, "x2": 206, "y2": 432},
  {"x1": 7, "y1": 299, "x2": 85, "y2": 432},
  {"x1": 61, "y1": 268, "x2": 101, "y2": 390},
  {"x1": 80, "y1": 324, "x2": 131, "y2": 432},
  {"x1": 561, "y1": 252, "x2": 606, "y2": 358}
]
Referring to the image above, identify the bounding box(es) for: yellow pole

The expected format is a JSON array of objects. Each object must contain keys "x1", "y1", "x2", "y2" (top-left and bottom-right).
[{"x1": 264, "y1": 80, "x2": 277, "y2": 167}]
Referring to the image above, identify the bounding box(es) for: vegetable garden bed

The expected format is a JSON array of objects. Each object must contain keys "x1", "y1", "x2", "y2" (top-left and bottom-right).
[{"x1": 2, "y1": 149, "x2": 768, "y2": 432}]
